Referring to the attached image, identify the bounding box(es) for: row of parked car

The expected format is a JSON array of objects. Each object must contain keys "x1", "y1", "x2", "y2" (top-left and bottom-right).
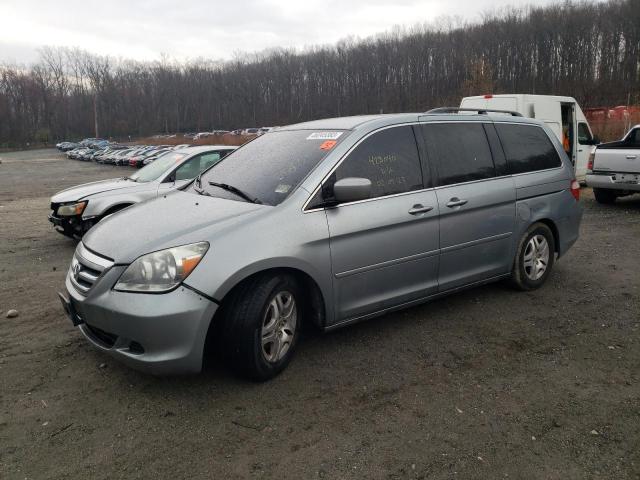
[
  {"x1": 56, "y1": 138, "x2": 109, "y2": 151},
  {"x1": 185, "y1": 127, "x2": 274, "y2": 139},
  {"x1": 57, "y1": 139, "x2": 191, "y2": 168}
]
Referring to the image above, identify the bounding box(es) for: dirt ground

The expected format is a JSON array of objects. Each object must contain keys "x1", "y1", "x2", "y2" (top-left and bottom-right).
[{"x1": 0, "y1": 149, "x2": 639, "y2": 480}]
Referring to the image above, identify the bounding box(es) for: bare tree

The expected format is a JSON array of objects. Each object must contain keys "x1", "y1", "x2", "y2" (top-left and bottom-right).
[{"x1": 0, "y1": 0, "x2": 638, "y2": 147}]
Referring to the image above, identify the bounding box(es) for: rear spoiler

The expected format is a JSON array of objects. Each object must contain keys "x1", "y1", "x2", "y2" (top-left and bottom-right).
[{"x1": 425, "y1": 107, "x2": 523, "y2": 117}]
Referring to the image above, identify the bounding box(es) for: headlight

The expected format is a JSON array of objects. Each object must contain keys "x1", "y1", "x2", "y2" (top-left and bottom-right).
[
  {"x1": 114, "y1": 242, "x2": 209, "y2": 293},
  {"x1": 57, "y1": 201, "x2": 87, "y2": 216}
]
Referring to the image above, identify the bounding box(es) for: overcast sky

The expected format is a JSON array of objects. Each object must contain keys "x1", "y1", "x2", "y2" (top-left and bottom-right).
[{"x1": 0, "y1": 0, "x2": 584, "y2": 64}]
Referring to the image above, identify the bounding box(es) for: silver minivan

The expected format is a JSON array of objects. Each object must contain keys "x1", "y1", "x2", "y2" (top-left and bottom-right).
[{"x1": 59, "y1": 110, "x2": 583, "y2": 380}]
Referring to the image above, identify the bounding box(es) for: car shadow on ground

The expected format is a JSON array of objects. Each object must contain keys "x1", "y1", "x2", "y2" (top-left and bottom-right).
[{"x1": 89, "y1": 278, "x2": 526, "y2": 395}]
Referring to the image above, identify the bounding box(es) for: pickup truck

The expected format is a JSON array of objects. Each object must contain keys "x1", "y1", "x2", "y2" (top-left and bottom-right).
[{"x1": 586, "y1": 125, "x2": 640, "y2": 204}]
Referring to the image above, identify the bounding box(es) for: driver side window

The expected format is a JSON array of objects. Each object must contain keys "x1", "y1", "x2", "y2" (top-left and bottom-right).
[
  {"x1": 174, "y1": 154, "x2": 206, "y2": 181},
  {"x1": 328, "y1": 126, "x2": 424, "y2": 201}
]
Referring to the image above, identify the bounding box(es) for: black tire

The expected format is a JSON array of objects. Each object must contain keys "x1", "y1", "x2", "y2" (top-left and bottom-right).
[
  {"x1": 219, "y1": 273, "x2": 302, "y2": 381},
  {"x1": 510, "y1": 222, "x2": 556, "y2": 291},
  {"x1": 593, "y1": 188, "x2": 617, "y2": 205}
]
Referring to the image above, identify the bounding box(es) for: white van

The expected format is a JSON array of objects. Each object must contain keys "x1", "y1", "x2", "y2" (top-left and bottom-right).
[{"x1": 460, "y1": 94, "x2": 598, "y2": 182}]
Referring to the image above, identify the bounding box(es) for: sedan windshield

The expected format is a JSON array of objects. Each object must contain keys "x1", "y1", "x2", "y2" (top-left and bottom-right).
[
  {"x1": 129, "y1": 152, "x2": 187, "y2": 182},
  {"x1": 194, "y1": 129, "x2": 347, "y2": 205}
]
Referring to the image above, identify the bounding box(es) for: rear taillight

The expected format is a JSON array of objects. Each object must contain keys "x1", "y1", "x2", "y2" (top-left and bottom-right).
[
  {"x1": 587, "y1": 152, "x2": 595, "y2": 171},
  {"x1": 570, "y1": 179, "x2": 580, "y2": 201}
]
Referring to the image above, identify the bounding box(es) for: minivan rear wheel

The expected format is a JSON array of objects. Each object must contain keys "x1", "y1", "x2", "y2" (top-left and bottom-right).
[
  {"x1": 593, "y1": 188, "x2": 617, "y2": 204},
  {"x1": 219, "y1": 273, "x2": 301, "y2": 381},
  {"x1": 510, "y1": 223, "x2": 556, "y2": 291}
]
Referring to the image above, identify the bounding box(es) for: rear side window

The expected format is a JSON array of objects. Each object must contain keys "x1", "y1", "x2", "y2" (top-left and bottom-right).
[
  {"x1": 627, "y1": 129, "x2": 640, "y2": 146},
  {"x1": 578, "y1": 123, "x2": 593, "y2": 145},
  {"x1": 496, "y1": 124, "x2": 562, "y2": 174},
  {"x1": 422, "y1": 123, "x2": 495, "y2": 186},
  {"x1": 330, "y1": 125, "x2": 423, "y2": 199}
]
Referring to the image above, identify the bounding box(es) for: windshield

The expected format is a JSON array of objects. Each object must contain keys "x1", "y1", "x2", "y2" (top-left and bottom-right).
[
  {"x1": 194, "y1": 129, "x2": 347, "y2": 205},
  {"x1": 129, "y1": 152, "x2": 187, "y2": 182}
]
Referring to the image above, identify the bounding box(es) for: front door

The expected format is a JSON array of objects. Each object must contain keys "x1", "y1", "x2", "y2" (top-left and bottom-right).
[
  {"x1": 421, "y1": 122, "x2": 516, "y2": 291},
  {"x1": 323, "y1": 125, "x2": 440, "y2": 321}
]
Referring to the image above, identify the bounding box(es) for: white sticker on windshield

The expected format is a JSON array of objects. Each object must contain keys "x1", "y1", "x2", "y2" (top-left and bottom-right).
[
  {"x1": 307, "y1": 132, "x2": 343, "y2": 140},
  {"x1": 275, "y1": 184, "x2": 291, "y2": 194}
]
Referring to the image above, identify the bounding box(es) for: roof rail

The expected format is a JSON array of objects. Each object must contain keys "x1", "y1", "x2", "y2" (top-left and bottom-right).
[{"x1": 425, "y1": 107, "x2": 523, "y2": 117}]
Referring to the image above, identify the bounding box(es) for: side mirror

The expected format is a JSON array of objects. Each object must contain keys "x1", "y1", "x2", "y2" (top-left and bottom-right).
[
  {"x1": 592, "y1": 136, "x2": 601, "y2": 145},
  {"x1": 332, "y1": 177, "x2": 372, "y2": 204}
]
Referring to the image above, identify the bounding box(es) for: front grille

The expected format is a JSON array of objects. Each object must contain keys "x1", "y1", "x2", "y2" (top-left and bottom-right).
[{"x1": 68, "y1": 243, "x2": 114, "y2": 295}]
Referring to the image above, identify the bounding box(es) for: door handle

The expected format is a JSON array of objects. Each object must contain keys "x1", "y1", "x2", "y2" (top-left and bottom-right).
[
  {"x1": 626, "y1": 155, "x2": 637, "y2": 160},
  {"x1": 446, "y1": 197, "x2": 468, "y2": 208},
  {"x1": 408, "y1": 204, "x2": 433, "y2": 215}
]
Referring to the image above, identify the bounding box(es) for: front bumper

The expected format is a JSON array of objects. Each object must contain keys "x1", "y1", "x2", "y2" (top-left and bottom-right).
[
  {"x1": 62, "y1": 264, "x2": 217, "y2": 375},
  {"x1": 586, "y1": 173, "x2": 640, "y2": 192},
  {"x1": 49, "y1": 212, "x2": 81, "y2": 238}
]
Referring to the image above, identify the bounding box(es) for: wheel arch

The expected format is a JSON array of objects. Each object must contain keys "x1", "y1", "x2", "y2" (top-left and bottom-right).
[
  {"x1": 202, "y1": 266, "x2": 327, "y2": 364},
  {"x1": 100, "y1": 202, "x2": 135, "y2": 217},
  {"x1": 534, "y1": 218, "x2": 560, "y2": 255},
  {"x1": 213, "y1": 267, "x2": 326, "y2": 328}
]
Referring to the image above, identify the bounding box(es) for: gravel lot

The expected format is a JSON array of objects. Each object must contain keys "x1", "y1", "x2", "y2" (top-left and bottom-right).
[{"x1": 1, "y1": 149, "x2": 639, "y2": 479}]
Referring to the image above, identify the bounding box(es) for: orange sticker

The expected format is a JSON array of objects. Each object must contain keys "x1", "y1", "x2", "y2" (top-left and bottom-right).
[{"x1": 320, "y1": 140, "x2": 337, "y2": 150}]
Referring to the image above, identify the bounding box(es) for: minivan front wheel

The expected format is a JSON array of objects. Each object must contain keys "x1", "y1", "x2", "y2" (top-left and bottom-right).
[
  {"x1": 510, "y1": 223, "x2": 556, "y2": 291},
  {"x1": 220, "y1": 273, "x2": 301, "y2": 381}
]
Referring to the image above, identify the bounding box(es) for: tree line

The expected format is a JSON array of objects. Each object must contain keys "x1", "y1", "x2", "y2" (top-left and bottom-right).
[{"x1": 0, "y1": 0, "x2": 638, "y2": 147}]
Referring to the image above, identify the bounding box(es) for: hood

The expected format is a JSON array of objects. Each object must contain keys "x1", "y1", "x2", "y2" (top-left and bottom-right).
[
  {"x1": 51, "y1": 177, "x2": 140, "y2": 203},
  {"x1": 82, "y1": 190, "x2": 267, "y2": 263}
]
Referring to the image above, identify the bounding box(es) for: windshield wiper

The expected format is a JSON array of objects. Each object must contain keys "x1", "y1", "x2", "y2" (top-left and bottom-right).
[
  {"x1": 208, "y1": 181, "x2": 262, "y2": 204},
  {"x1": 193, "y1": 183, "x2": 211, "y2": 196}
]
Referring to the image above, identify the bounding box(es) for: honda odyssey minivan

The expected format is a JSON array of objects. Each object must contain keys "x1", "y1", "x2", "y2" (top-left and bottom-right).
[{"x1": 59, "y1": 110, "x2": 582, "y2": 380}]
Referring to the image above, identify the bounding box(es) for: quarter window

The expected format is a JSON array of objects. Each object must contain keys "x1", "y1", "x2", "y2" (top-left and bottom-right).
[
  {"x1": 496, "y1": 124, "x2": 562, "y2": 174},
  {"x1": 422, "y1": 123, "x2": 495, "y2": 186},
  {"x1": 330, "y1": 126, "x2": 423, "y2": 200}
]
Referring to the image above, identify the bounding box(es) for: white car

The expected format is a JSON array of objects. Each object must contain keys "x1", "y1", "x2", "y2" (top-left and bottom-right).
[{"x1": 49, "y1": 146, "x2": 236, "y2": 238}]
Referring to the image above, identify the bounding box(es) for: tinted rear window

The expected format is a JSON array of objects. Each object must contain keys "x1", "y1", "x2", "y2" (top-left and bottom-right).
[
  {"x1": 496, "y1": 124, "x2": 562, "y2": 174},
  {"x1": 422, "y1": 123, "x2": 495, "y2": 186}
]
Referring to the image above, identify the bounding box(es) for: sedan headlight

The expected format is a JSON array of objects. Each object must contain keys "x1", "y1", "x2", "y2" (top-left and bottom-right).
[
  {"x1": 114, "y1": 242, "x2": 209, "y2": 293},
  {"x1": 57, "y1": 201, "x2": 87, "y2": 216}
]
